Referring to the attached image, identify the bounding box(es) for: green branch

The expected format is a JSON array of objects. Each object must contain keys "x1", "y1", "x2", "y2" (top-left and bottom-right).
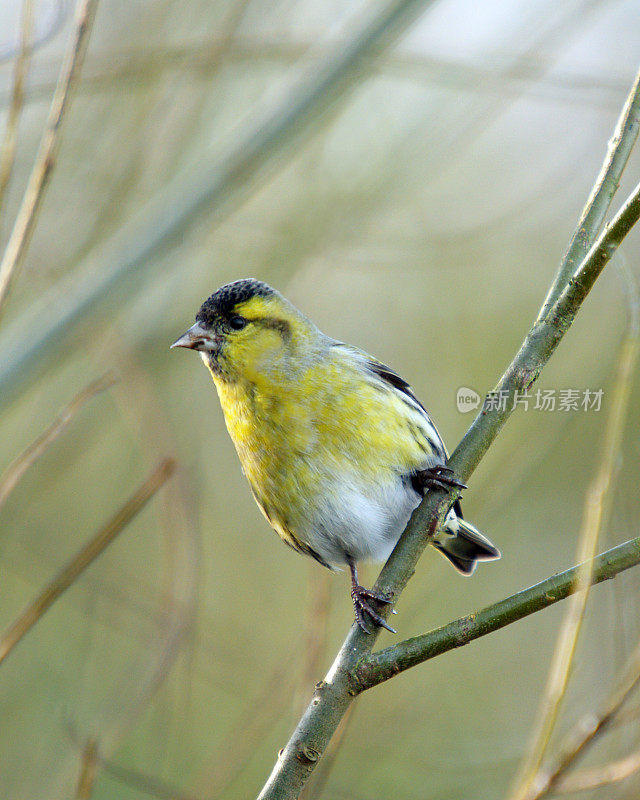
[
  {"x1": 365, "y1": 176, "x2": 640, "y2": 622},
  {"x1": 256, "y1": 90, "x2": 640, "y2": 800},
  {"x1": 356, "y1": 537, "x2": 640, "y2": 690},
  {"x1": 537, "y1": 67, "x2": 640, "y2": 321},
  {"x1": 448, "y1": 175, "x2": 640, "y2": 483}
]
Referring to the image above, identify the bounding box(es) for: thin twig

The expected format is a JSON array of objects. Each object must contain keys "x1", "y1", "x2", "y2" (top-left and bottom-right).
[
  {"x1": 260, "y1": 537, "x2": 640, "y2": 800},
  {"x1": 355, "y1": 538, "x2": 640, "y2": 689},
  {"x1": 258, "y1": 536, "x2": 640, "y2": 799},
  {"x1": 509, "y1": 251, "x2": 640, "y2": 800},
  {"x1": 0, "y1": 0, "x2": 69, "y2": 63},
  {"x1": 0, "y1": 0, "x2": 34, "y2": 219},
  {"x1": 0, "y1": 458, "x2": 175, "y2": 665},
  {"x1": 96, "y1": 346, "x2": 198, "y2": 756},
  {"x1": 75, "y1": 737, "x2": 99, "y2": 800},
  {"x1": 365, "y1": 178, "x2": 640, "y2": 637},
  {"x1": 188, "y1": 568, "x2": 329, "y2": 797},
  {"x1": 607, "y1": 701, "x2": 640, "y2": 730},
  {"x1": 450, "y1": 177, "x2": 640, "y2": 485},
  {"x1": 530, "y1": 636, "x2": 640, "y2": 798},
  {"x1": 0, "y1": 0, "x2": 100, "y2": 320},
  {"x1": 407, "y1": 0, "x2": 621, "y2": 200},
  {"x1": 0, "y1": 372, "x2": 116, "y2": 509},
  {"x1": 7, "y1": 40, "x2": 632, "y2": 113},
  {"x1": 190, "y1": 662, "x2": 293, "y2": 799},
  {"x1": 101, "y1": 756, "x2": 200, "y2": 800},
  {"x1": 537, "y1": 67, "x2": 640, "y2": 321},
  {"x1": 554, "y1": 749, "x2": 640, "y2": 794}
]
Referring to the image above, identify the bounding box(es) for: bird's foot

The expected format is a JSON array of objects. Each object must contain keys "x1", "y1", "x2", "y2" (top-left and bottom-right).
[
  {"x1": 422, "y1": 465, "x2": 467, "y2": 493},
  {"x1": 351, "y1": 583, "x2": 396, "y2": 634}
]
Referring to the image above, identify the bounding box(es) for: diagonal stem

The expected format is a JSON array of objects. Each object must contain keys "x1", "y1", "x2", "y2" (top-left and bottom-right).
[
  {"x1": 0, "y1": 373, "x2": 115, "y2": 510},
  {"x1": 531, "y1": 635, "x2": 640, "y2": 798},
  {"x1": 0, "y1": 458, "x2": 175, "y2": 666},
  {"x1": 537, "y1": 67, "x2": 640, "y2": 321},
  {"x1": 355, "y1": 537, "x2": 640, "y2": 689},
  {"x1": 368, "y1": 177, "x2": 640, "y2": 617},
  {"x1": 0, "y1": 0, "x2": 34, "y2": 219},
  {"x1": 0, "y1": 0, "x2": 101, "y2": 320},
  {"x1": 255, "y1": 172, "x2": 640, "y2": 800},
  {"x1": 508, "y1": 253, "x2": 640, "y2": 800}
]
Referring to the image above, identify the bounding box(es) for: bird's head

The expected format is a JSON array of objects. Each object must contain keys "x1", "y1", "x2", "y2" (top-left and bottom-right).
[{"x1": 171, "y1": 278, "x2": 317, "y2": 383}]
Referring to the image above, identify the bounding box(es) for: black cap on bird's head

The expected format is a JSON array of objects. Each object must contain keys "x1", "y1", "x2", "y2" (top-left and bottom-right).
[{"x1": 195, "y1": 279, "x2": 274, "y2": 327}]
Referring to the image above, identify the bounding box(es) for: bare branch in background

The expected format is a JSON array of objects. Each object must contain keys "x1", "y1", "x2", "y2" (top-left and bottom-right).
[
  {"x1": 0, "y1": 372, "x2": 116, "y2": 509},
  {"x1": 100, "y1": 754, "x2": 200, "y2": 800},
  {"x1": 75, "y1": 737, "x2": 99, "y2": 800},
  {"x1": 509, "y1": 230, "x2": 640, "y2": 800},
  {"x1": 5, "y1": 41, "x2": 632, "y2": 113},
  {"x1": 410, "y1": 0, "x2": 625, "y2": 190},
  {"x1": 0, "y1": 0, "x2": 100, "y2": 320},
  {"x1": 296, "y1": 566, "x2": 332, "y2": 716},
  {"x1": 529, "y1": 636, "x2": 640, "y2": 798},
  {"x1": 189, "y1": 663, "x2": 294, "y2": 798},
  {"x1": 0, "y1": 0, "x2": 71, "y2": 64},
  {"x1": 554, "y1": 749, "x2": 640, "y2": 794},
  {"x1": 0, "y1": 0, "x2": 34, "y2": 219},
  {"x1": 0, "y1": 458, "x2": 175, "y2": 665},
  {"x1": 0, "y1": 6, "x2": 637, "y2": 799},
  {"x1": 0, "y1": 0, "x2": 442, "y2": 408},
  {"x1": 185, "y1": 553, "x2": 328, "y2": 797},
  {"x1": 99, "y1": 346, "x2": 199, "y2": 756}
]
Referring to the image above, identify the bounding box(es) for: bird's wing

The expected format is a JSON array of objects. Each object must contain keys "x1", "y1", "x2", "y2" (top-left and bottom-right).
[
  {"x1": 364, "y1": 357, "x2": 429, "y2": 414},
  {"x1": 361, "y1": 354, "x2": 466, "y2": 517},
  {"x1": 331, "y1": 343, "x2": 449, "y2": 461}
]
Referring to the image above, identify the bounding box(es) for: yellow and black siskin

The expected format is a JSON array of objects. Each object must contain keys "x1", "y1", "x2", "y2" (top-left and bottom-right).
[{"x1": 172, "y1": 279, "x2": 500, "y2": 633}]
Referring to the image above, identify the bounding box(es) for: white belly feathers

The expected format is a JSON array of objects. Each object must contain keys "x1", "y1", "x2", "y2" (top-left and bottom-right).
[{"x1": 307, "y1": 475, "x2": 420, "y2": 566}]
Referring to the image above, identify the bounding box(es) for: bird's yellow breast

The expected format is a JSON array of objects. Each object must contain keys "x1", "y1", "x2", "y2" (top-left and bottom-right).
[{"x1": 209, "y1": 351, "x2": 429, "y2": 553}]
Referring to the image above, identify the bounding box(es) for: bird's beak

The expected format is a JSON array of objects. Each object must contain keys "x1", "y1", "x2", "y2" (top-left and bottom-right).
[{"x1": 170, "y1": 322, "x2": 218, "y2": 351}]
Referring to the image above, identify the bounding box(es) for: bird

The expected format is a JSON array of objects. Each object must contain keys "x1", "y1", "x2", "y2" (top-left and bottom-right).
[{"x1": 171, "y1": 278, "x2": 500, "y2": 633}]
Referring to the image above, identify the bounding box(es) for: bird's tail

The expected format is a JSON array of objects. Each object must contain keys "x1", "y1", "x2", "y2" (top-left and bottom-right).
[{"x1": 432, "y1": 509, "x2": 500, "y2": 575}]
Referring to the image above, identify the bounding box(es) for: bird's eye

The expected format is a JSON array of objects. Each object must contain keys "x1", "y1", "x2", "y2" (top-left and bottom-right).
[{"x1": 229, "y1": 315, "x2": 247, "y2": 330}]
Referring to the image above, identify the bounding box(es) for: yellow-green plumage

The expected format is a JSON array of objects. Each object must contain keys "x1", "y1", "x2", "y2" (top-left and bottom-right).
[
  {"x1": 213, "y1": 337, "x2": 436, "y2": 565},
  {"x1": 172, "y1": 279, "x2": 500, "y2": 628}
]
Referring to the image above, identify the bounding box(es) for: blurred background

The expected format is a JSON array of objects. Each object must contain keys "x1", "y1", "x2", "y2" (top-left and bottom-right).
[{"x1": 0, "y1": 0, "x2": 639, "y2": 798}]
